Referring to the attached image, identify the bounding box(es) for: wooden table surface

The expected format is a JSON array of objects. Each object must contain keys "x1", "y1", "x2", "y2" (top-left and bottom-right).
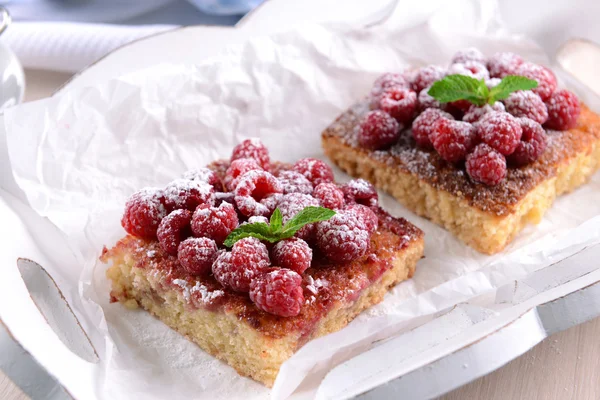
[{"x1": 1, "y1": 69, "x2": 599, "y2": 400}]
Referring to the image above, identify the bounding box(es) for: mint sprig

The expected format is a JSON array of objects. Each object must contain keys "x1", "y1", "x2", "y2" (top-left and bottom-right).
[
  {"x1": 223, "y1": 206, "x2": 335, "y2": 247},
  {"x1": 428, "y1": 74, "x2": 538, "y2": 107}
]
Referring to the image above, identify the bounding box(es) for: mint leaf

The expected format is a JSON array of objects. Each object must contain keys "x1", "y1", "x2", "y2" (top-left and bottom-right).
[
  {"x1": 280, "y1": 206, "x2": 336, "y2": 236},
  {"x1": 428, "y1": 75, "x2": 489, "y2": 106},
  {"x1": 488, "y1": 75, "x2": 538, "y2": 103},
  {"x1": 270, "y1": 208, "x2": 283, "y2": 233},
  {"x1": 223, "y1": 222, "x2": 273, "y2": 247}
]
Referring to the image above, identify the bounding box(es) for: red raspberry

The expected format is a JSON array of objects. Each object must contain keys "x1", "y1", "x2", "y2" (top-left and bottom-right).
[
  {"x1": 234, "y1": 170, "x2": 283, "y2": 217},
  {"x1": 271, "y1": 238, "x2": 312, "y2": 274},
  {"x1": 312, "y1": 182, "x2": 345, "y2": 210},
  {"x1": 504, "y1": 91, "x2": 548, "y2": 124},
  {"x1": 121, "y1": 188, "x2": 167, "y2": 239},
  {"x1": 247, "y1": 215, "x2": 269, "y2": 224},
  {"x1": 278, "y1": 193, "x2": 319, "y2": 241},
  {"x1": 182, "y1": 167, "x2": 222, "y2": 191},
  {"x1": 259, "y1": 193, "x2": 283, "y2": 216},
  {"x1": 411, "y1": 65, "x2": 446, "y2": 93},
  {"x1": 345, "y1": 204, "x2": 378, "y2": 233},
  {"x1": 451, "y1": 48, "x2": 486, "y2": 65},
  {"x1": 544, "y1": 89, "x2": 580, "y2": 130},
  {"x1": 487, "y1": 52, "x2": 523, "y2": 78},
  {"x1": 231, "y1": 138, "x2": 271, "y2": 171},
  {"x1": 277, "y1": 170, "x2": 313, "y2": 195},
  {"x1": 448, "y1": 99, "x2": 473, "y2": 116},
  {"x1": 448, "y1": 61, "x2": 490, "y2": 80},
  {"x1": 214, "y1": 191, "x2": 235, "y2": 207},
  {"x1": 507, "y1": 118, "x2": 548, "y2": 166},
  {"x1": 177, "y1": 237, "x2": 218, "y2": 276},
  {"x1": 418, "y1": 86, "x2": 445, "y2": 112},
  {"x1": 516, "y1": 63, "x2": 557, "y2": 101},
  {"x1": 293, "y1": 158, "x2": 334, "y2": 186},
  {"x1": 430, "y1": 119, "x2": 477, "y2": 162},
  {"x1": 191, "y1": 202, "x2": 239, "y2": 245},
  {"x1": 224, "y1": 158, "x2": 263, "y2": 191},
  {"x1": 476, "y1": 112, "x2": 522, "y2": 155},
  {"x1": 378, "y1": 87, "x2": 418, "y2": 124},
  {"x1": 466, "y1": 143, "x2": 507, "y2": 186},
  {"x1": 316, "y1": 209, "x2": 371, "y2": 263},
  {"x1": 369, "y1": 73, "x2": 410, "y2": 108},
  {"x1": 163, "y1": 179, "x2": 214, "y2": 211},
  {"x1": 412, "y1": 108, "x2": 454, "y2": 148},
  {"x1": 212, "y1": 237, "x2": 270, "y2": 292},
  {"x1": 357, "y1": 110, "x2": 400, "y2": 150},
  {"x1": 249, "y1": 269, "x2": 304, "y2": 317},
  {"x1": 486, "y1": 78, "x2": 502, "y2": 89},
  {"x1": 463, "y1": 102, "x2": 505, "y2": 123},
  {"x1": 342, "y1": 179, "x2": 378, "y2": 207},
  {"x1": 157, "y1": 209, "x2": 192, "y2": 255}
]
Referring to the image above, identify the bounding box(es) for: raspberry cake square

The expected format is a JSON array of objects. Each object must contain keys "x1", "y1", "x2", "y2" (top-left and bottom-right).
[
  {"x1": 322, "y1": 48, "x2": 600, "y2": 254},
  {"x1": 102, "y1": 139, "x2": 424, "y2": 386}
]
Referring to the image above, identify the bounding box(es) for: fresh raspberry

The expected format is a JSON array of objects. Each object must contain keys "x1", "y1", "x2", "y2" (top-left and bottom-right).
[
  {"x1": 214, "y1": 191, "x2": 235, "y2": 207},
  {"x1": 448, "y1": 99, "x2": 474, "y2": 116},
  {"x1": 212, "y1": 237, "x2": 270, "y2": 292},
  {"x1": 463, "y1": 102, "x2": 505, "y2": 123},
  {"x1": 369, "y1": 72, "x2": 411, "y2": 108},
  {"x1": 191, "y1": 202, "x2": 239, "y2": 245},
  {"x1": 476, "y1": 112, "x2": 522, "y2": 155},
  {"x1": 271, "y1": 238, "x2": 312, "y2": 274},
  {"x1": 451, "y1": 48, "x2": 486, "y2": 65},
  {"x1": 231, "y1": 138, "x2": 271, "y2": 171},
  {"x1": 277, "y1": 170, "x2": 313, "y2": 195},
  {"x1": 411, "y1": 108, "x2": 454, "y2": 148},
  {"x1": 182, "y1": 167, "x2": 222, "y2": 191},
  {"x1": 357, "y1": 110, "x2": 400, "y2": 150},
  {"x1": 278, "y1": 193, "x2": 319, "y2": 241},
  {"x1": 234, "y1": 170, "x2": 283, "y2": 217},
  {"x1": 466, "y1": 143, "x2": 507, "y2": 186},
  {"x1": 312, "y1": 182, "x2": 345, "y2": 210},
  {"x1": 316, "y1": 209, "x2": 371, "y2": 263},
  {"x1": 177, "y1": 237, "x2": 218, "y2": 276},
  {"x1": 163, "y1": 179, "x2": 214, "y2": 211},
  {"x1": 504, "y1": 91, "x2": 548, "y2": 124},
  {"x1": 544, "y1": 89, "x2": 581, "y2": 130},
  {"x1": 410, "y1": 65, "x2": 446, "y2": 93},
  {"x1": 259, "y1": 193, "x2": 283, "y2": 216},
  {"x1": 249, "y1": 269, "x2": 304, "y2": 317},
  {"x1": 507, "y1": 118, "x2": 548, "y2": 166},
  {"x1": 486, "y1": 78, "x2": 502, "y2": 89},
  {"x1": 487, "y1": 52, "x2": 524, "y2": 78},
  {"x1": 448, "y1": 61, "x2": 490, "y2": 80},
  {"x1": 516, "y1": 63, "x2": 557, "y2": 101},
  {"x1": 342, "y1": 179, "x2": 378, "y2": 207},
  {"x1": 157, "y1": 209, "x2": 192, "y2": 255},
  {"x1": 418, "y1": 86, "x2": 445, "y2": 112},
  {"x1": 430, "y1": 119, "x2": 477, "y2": 162},
  {"x1": 224, "y1": 158, "x2": 263, "y2": 191},
  {"x1": 378, "y1": 87, "x2": 418, "y2": 124},
  {"x1": 293, "y1": 158, "x2": 334, "y2": 186},
  {"x1": 121, "y1": 188, "x2": 167, "y2": 239},
  {"x1": 345, "y1": 204, "x2": 378, "y2": 233}
]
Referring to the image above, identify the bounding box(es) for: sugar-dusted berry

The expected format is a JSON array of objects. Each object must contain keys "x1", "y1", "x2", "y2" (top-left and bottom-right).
[
  {"x1": 293, "y1": 158, "x2": 334, "y2": 186},
  {"x1": 463, "y1": 102, "x2": 505, "y2": 123},
  {"x1": 476, "y1": 112, "x2": 522, "y2": 155},
  {"x1": 357, "y1": 110, "x2": 400, "y2": 150},
  {"x1": 231, "y1": 138, "x2": 271, "y2": 171},
  {"x1": 316, "y1": 209, "x2": 371, "y2": 263},
  {"x1": 224, "y1": 158, "x2": 263, "y2": 191},
  {"x1": 411, "y1": 65, "x2": 446, "y2": 93},
  {"x1": 516, "y1": 63, "x2": 557, "y2": 101},
  {"x1": 451, "y1": 48, "x2": 486, "y2": 65},
  {"x1": 177, "y1": 237, "x2": 218, "y2": 276},
  {"x1": 191, "y1": 202, "x2": 239, "y2": 245},
  {"x1": 378, "y1": 87, "x2": 418, "y2": 124},
  {"x1": 507, "y1": 118, "x2": 548, "y2": 166},
  {"x1": 163, "y1": 178, "x2": 214, "y2": 211},
  {"x1": 411, "y1": 108, "x2": 454, "y2": 148},
  {"x1": 418, "y1": 86, "x2": 445, "y2": 112},
  {"x1": 345, "y1": 204, "x2": 378, "y2": 233},
  {"x1": 213, "y1": 237, "x2": 270, "y2": 292},
  {"x1": 271, "y1": 238, "x2": 312, "y2": 274},
  {"x1": 278, "y1": 193, "x2": 320, "y2": 241},
  {"x1": 121, "y1": 188, "x2": 168, "y2": 239},
  {"x1": 369, "y1": 72, "x2": 411, "y2": 108},
  {"x1": 544, "y1": 89, "x2": 580, "y2": 130},
  {"x1": 466, "y1": 143, "x2": 507, "y2": 186},
  {"x1": 277, "y1": 170, "x2": 313, "y2": 195},
  {"x1": 504, "y1": 90, "x2": 548, "y2": 124},
  {"x1": 342, "y1": 179, "x2": 378, "y2": 207},
  {"x1": 249, "y1": 269, "x2": 304, "y2": 317},
  {"x1": 448, "y1": 61, "x2": 490, "y2": 80},
  {"x1": 430, "y1": 119, "x2": 477, "y2": 162},
  {"x1": 487, "y1": 52, "x2": 524, "y2": 78},
  {"x1": 234, "y1": 170, "x2": 283, "y2": 217},
  {"x1": 312, "y1": 182, "x2": 345, "y2": 210},
  {"x1": 486, "y1": 78, "x2": 502, "y2": 89},
  {"x1": 182, "y1": 167, "x2": 222, "y2": 191},
  {"x1": 157, "y1": 209, "x2": 192, "y2": 255}
]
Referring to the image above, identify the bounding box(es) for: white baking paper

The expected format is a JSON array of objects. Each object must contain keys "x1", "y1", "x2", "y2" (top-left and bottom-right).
[{"x1": 3, "y1": 0, "x2": 600, "y2": 398}]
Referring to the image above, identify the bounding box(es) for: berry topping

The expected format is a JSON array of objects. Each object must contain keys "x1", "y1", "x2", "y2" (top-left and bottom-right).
[
  {"x1": 448, "y1": 61, "x2": 490, "y2": 80},
  {"x1": 224, "y1": 158, "x2": 263, "y2": 191},
  {"x1": 378, "y1": 87, "x2": 418, "y2": 124},
  {"x1": 212, "y1": 237, "x2": 270, "y2": 292},
  {"x1": 515, "y1": 63, "x2": 557, "y2": 101},
  {"x1": 345, "y1": 204, "x2": 378, "y2": 233},
  {"x1": 277, "y1": 170, "x2": 313, "y2": 195},
  {"x1": 278, "y1": 193, "x2": 320, "y2": 241},
  {"x1": 544, "y1": 89, "x2": 581, "y2": 130},
  {"x1": 163, "y1": 179, "x2": 214, "y2": 211},
  {"x1": 312, "y1": 182, "x2": 345, "y2": 210},
  {"x1": 451, "y1": 48, "x2": 486, "y2": 65},
  {"x1": 411, "y1": 108, "x2": 454, "y2": 148},
  {"x1": 504, "y1": 90, "x2": 548, "y2": 124},
  {"x1": 234, "y1": 170, "x2": 283, "y2": 217},
  {"x1": 466, "y1": 143, "x2": 507, "y2": 186},
  {"x1": 271, "y1": 238, "x2": 313, "y2": 274},
  {"x1": 231, "y1": 138, "x2": 271, "y2": 171},
  {"x1": 342, "y1": 179, "x2": 378, "y2": 207},
  {"x1": 121, "y1": 188, "x2": 167, "y2": 239},
  {"x1": 249, "y1": 269, "x2": 304, "y2": 317},
  {"x1": 316, "y1": 209, "x2": 371, "y2": 263},
  {"x1": 182, "y1": 167, "x2": 222, "y2": 191},
  {"x1": 487, "y1": 52, "x2": 524, "y2": 78},
  {"x1": 157, "y1": 209, "x2": 192, "y2": 255},
  {"x1": 177, "y1": 237, "x2": 218, "y2": 276},
  {"x1": 293, "y1": 158, "x2": 334, "y2": 186},
  {"x1": 418, "y1": 86, "x2": 445, "y2": 111},
  {"x1": 462, "y1": 102, "x2": 505, "y2": 123},
  {"x1": 430, "y1": 119, "x2": 477, "y2": 162},
  {"x1": 507, "y1": 118, "x2": 548, "y2": 166},
  {"x1": 476, "y1": 112, "x2": 522, "y2": 155},
  {"x1": 411, "y1": 65, "x2": 446, "y2": 93},
  {"x1": 191, "y1": 202, "x2": 239, "y2": 245},
  {"x1": 357, "y1": 110, "x2": 400, "y2": 150},
  {"x1": 370, "y1": 73, "x2": 410, "y2": 107}
]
